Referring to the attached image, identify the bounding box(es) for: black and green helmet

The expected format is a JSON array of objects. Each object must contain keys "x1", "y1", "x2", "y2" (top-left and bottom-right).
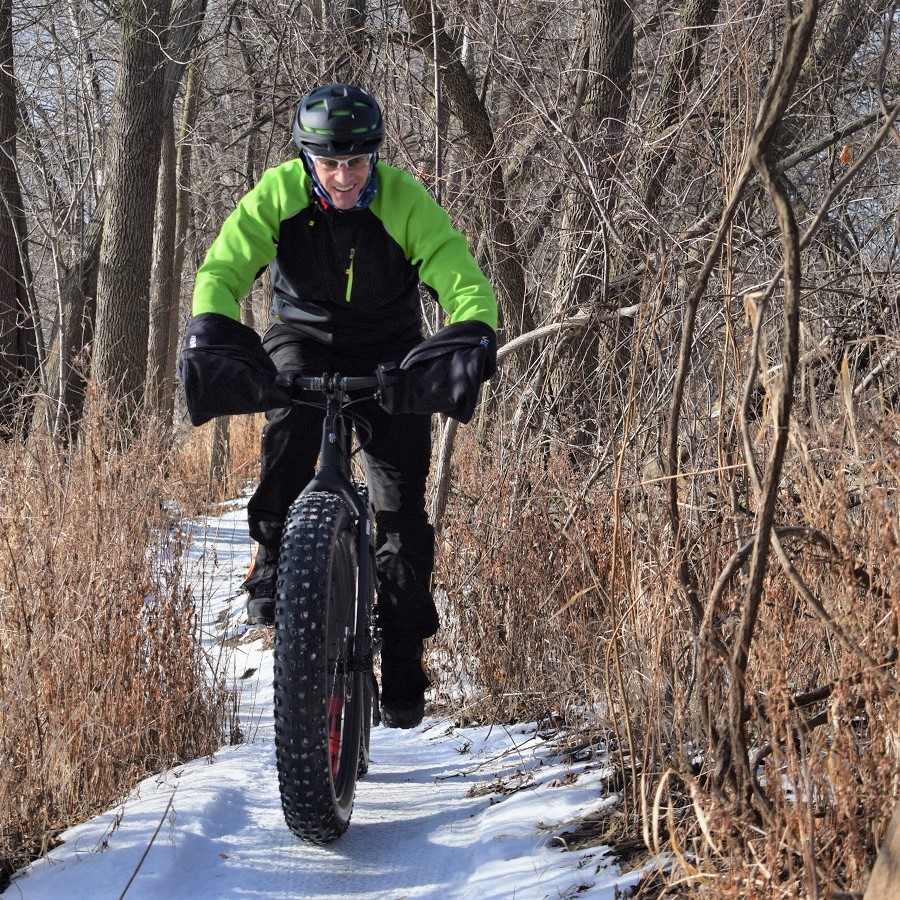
[{"x1": 292, "y1": 83, "x2": 384, "y2": 155}]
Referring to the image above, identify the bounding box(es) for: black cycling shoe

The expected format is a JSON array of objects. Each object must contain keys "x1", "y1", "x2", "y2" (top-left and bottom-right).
[
  {"x1": 381, "y1": 696, "x2": 426, "y2": 730},
  {"x1": 380, "y1": 643, "x2": 430, "y2": 729},
  {"x1": 246, "y1": 590, "x2": 275, "y2": 626},
  {"x1": 243, "y1": 545, "x2": 278, "y2": 626}
]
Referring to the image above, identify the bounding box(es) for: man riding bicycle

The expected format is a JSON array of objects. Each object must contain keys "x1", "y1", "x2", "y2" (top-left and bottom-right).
[{"x1": 180, "y1": 83, "x2": 497, "y2": 729}]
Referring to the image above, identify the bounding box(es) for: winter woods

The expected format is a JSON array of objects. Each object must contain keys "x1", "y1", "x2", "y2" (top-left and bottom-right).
[{"x1": 1, "y1": 0, "x2": 898, "y2": 895}]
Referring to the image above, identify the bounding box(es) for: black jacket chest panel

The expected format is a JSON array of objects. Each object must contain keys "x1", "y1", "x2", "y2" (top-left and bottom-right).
[{"x1": 270, "y1": 203, "x2": 422, "y2": 352}]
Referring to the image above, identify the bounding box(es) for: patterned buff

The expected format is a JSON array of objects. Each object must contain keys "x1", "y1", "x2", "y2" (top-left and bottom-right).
[{"x1": 304, "y1": 153, "x2": 378, "y2": 211}]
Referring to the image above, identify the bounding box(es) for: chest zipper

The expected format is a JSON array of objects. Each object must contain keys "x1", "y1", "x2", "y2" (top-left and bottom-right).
[{"x1": 345, "y1": 247, "x2": 356, "y2": 303}]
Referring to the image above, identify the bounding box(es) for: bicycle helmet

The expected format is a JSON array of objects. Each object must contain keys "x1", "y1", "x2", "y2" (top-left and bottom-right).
[{"x1": 293, "y1": 84, "x2": 384, "y2": 156}]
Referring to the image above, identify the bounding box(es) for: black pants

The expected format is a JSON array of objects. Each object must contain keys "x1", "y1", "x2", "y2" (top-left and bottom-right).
[{"x1": 247, "y1": 325, "x2": 438, "y2": 654}]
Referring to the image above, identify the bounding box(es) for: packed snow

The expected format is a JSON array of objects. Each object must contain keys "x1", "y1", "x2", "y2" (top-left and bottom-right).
[{"x1": 3, "y1": 501, "x2": 648, "y2": 900}]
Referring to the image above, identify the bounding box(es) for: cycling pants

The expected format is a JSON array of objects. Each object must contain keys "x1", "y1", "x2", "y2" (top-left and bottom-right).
[{"x1": 247, "y1": 325, "x2": 439, "y2": 653}]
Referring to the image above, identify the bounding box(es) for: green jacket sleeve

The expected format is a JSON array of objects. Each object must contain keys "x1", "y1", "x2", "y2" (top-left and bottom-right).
[
  {"x1": 192, "y1": 161, "x2": 312, "y2": 320},
  {"x1": 373, "y1": 167, "x2": 498, "y2": 330}
]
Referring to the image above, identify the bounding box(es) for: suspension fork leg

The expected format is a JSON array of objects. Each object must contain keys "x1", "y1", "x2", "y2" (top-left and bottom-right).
[{"x1": 354, "y1": 513, "x2": 373, "y2": 669}]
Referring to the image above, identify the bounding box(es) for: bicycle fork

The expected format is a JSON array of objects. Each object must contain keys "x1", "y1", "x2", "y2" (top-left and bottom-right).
[{"x1": 301, "y1": 397, "x2": 376, "y2": 704}]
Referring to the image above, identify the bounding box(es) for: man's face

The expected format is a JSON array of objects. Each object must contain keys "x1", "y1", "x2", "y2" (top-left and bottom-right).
[{"x1": 311, "y1": 153, "x2": 373, "y2": 210}]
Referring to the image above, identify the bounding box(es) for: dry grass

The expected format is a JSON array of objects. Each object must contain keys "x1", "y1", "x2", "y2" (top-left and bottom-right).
[
  {"x1": 3, "y1": 358, "x2": 893, "y2": 897},
  {"x1": 0, "y1": 406, "x2": 237, "y2": 883},
  {"x1": 435, "y1": 383, "x2": 899, "y2": 896},
  {"x1": 168, "y1": 413, "x2": 264, "y2": 511}
]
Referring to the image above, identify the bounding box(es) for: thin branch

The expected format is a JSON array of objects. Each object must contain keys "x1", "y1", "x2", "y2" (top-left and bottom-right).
[
  {"x1": 496, "y1": 313, "x2": 590, "y2": 362},
  {"x1": 775, "y1": 109, "x2": 882, "y2": 173},
  {"x1": 118, "y1": 788, "x2": 177, "y2": 899},
  {"x1": 770, "y1": 530, "x2": 900, "y2": 695}
]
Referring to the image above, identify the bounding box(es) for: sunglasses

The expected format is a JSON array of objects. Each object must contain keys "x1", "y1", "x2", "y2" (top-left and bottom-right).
[{"x1": 310, "y1": 153, "x2": 373, "y2": 172}]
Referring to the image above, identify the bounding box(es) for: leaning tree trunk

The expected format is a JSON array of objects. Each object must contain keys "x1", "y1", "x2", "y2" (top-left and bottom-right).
[
  {"x1": 544, "y1": 0, "x2": 634, "y2": 456},
  {"x1": 92, "y1": 0, "x2": 173, "y2": 421},
  {"x1": 0, "y1": 0, "x2": 38, "y2": 436},
  {"x1": 402, "y1": 0, "x2": 535, "y2": 341}
]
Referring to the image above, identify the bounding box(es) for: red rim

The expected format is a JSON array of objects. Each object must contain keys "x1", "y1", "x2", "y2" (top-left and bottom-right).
[{"x1": 327, "y1": 696, "x2": 343, "y2": 777}]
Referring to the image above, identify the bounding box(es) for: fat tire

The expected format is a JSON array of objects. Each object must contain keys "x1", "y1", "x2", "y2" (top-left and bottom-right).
[{"x1": 273, "y1": 492, "x2": 363, "y2": 843}]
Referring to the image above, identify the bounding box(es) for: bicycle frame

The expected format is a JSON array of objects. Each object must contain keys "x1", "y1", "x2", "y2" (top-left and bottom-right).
[{"x1": 283, "y1": 373, "x2": 378, "y2": 681}]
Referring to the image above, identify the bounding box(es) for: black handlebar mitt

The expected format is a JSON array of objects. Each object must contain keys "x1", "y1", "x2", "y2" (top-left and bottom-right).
[
  {"x1": 375, "y1": 362, "x2": 410, "y2": 415},
  {"x1": 377, "y1": 320, "x2": 497, "y2": 424},
  {"x1": 176, "y1": 313, "x2": 291, "y2": 426}
]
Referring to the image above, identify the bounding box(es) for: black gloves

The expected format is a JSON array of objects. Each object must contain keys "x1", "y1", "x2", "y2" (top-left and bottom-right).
[
  {"x1": 177, "y1": 313, "x2": 497, "y2": 427},
  {"x1": 177, "y1": 313, "x2": 291, "y2": 426},
  {"x1": 376, "y1": 320, "x2": 497, "y2": 424}
]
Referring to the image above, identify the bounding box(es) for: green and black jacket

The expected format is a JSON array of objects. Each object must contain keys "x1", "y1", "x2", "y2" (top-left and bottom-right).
[{"x1": 192, "y1": 159, "x2": 497, "y2": 356}]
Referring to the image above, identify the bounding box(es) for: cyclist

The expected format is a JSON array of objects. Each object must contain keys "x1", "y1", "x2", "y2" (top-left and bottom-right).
[{"x1": 182, "y1": 83, "x2": 497, "y2": 729}]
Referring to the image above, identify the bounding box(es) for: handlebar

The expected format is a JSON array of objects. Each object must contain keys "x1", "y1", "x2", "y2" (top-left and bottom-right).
[{"x1": 274, "y1": 371, "x2": 379, "y2": 398}]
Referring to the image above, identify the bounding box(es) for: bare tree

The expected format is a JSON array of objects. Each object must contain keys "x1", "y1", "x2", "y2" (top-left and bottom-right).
[
  {"x1": 147, "y1": 0, "x2": 207, "y2": 422},
  {"x1": 92, "y1": 0, "x2": 173, "y2": 417},
  {"x1": 0, "y1": 0, "x2": 38, "y2": 434},
  {"x1": 402, "y1": 0, "x2": 534, "y2": 337}
]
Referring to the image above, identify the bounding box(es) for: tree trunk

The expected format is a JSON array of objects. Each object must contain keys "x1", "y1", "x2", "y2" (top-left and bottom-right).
[
  {"x1": 34, "y1": 215, "x2": 101, "y2": 436},
  {"x1": 92, "y1": 0, "x2": 173, "y2": 418},
  {"x1": 235, "y1": 11, "x2": 261, "y2": 329},
  {"x1": 147, "y1": 117, "x2": 177, "y2": 418},
  {"x1": 147, "y1": 0, "x2": 207, "y2": 424},
  {"x1": 0, "y1": 0, "x2": 38, "y2": 435},
  {"x1": 162, "y1": 0, "x2": 208, "y2": 115},
  {"x1": 402, "y1": 0, "x2": 535, "y2": 339},
  {"x1": 163, "y1": 63, "x2": 202, "y2": 428},
  {"x1": 640, "y1": 0, "x2": 721, "y2": 215},
  {"x1": 545, "y1": 0, "x2": 634, "y2": 453},
  {"x1": 553, "y1": 0, "x2": 633, "y2": 309}
]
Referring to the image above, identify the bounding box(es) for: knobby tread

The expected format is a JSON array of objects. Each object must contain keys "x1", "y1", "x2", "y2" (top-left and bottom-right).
[{"x1": 273, "y1": 492, "x2": 362, "y2": 843}]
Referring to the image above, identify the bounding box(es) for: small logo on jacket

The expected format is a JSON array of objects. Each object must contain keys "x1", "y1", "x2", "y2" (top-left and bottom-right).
[{"x1": 189, "y1": 336, "x2": 197, "y2": 348}]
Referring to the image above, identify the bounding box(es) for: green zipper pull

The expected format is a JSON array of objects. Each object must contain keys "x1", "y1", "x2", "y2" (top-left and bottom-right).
[{"x1": 345, "y1": 247, "x2": 356, "y2": 302}]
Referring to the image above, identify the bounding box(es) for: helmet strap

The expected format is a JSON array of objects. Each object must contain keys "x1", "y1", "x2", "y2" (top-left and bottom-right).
[{"x1": 303, "y1": 152, "x2": 378, "y2": 211}]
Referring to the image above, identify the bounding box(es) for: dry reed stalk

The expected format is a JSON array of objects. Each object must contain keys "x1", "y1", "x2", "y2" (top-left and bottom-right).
[
  {"x1": 435, "y1": 396, "x2": 899, "y2": 897},
  {"x1": 168, "y1": 413, "x2": 264, "y2": 512},
  {"x1": 0, "y1": 405, "x2": 232, "y2": 884}
]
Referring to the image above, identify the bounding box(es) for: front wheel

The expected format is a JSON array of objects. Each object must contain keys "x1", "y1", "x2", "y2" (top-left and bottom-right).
[{"x1": 273, "y1": 492, "x2": 363, "y2": 843}]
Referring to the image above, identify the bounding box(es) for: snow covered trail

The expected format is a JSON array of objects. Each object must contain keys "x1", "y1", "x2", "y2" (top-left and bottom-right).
[{"x1": 3, "y1": 502, "x2": 644, "y2": 900}]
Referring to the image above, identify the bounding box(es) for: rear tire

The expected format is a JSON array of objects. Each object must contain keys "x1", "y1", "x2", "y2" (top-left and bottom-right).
[{"x1": 273, "y1": 492, "x2": 363, "y2": 843}]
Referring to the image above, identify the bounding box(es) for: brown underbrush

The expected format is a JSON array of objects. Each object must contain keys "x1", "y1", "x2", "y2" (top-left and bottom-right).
[
  {"x1": 436, "y1": 398, "x2": 899, "y2": 897},
  {"x1": 0, "y1": 407, "x2": 237, "y2": 885},
  {"x1": 168, "y1": 413, "x2": 264, "y2": 511}
]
